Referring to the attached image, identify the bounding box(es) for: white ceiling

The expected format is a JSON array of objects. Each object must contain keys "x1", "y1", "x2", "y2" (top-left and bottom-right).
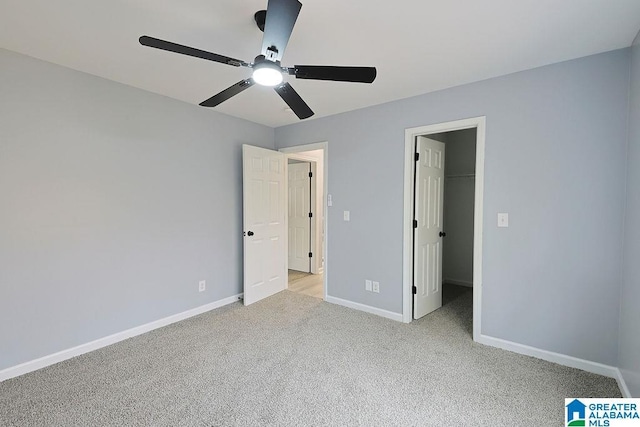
[{"x1": 2, "y1": 0, "x2": 640, "y2": 127}]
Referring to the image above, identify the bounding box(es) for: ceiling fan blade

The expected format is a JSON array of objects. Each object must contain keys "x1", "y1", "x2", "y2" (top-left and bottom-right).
[
  {"x1": 290, "y1": 65, "x2": 377, "y2": 83},
  {"x1": 200, "y1": 79, "x2": 255, "y2": 107},
  {"x1": 274, "y1": 82, "x2": 314, "y2": 120},
  {"x1": 140, "y1": 36, "x2": 247, "y2": 67},
  {"x1": 261, "y1": 0, "x2": 302, "y2": 61}
]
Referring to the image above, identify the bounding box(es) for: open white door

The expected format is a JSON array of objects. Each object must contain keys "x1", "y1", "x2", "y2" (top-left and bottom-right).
[
  {"x1": 243, "y1": 144, "x2": 287, "y2": 306},
  {"x1": 413, "y1": 136, "x2": 445, "y2": 319},
  {"x1": 288, "y1": 162, "x2": 311, "y2": 272}
]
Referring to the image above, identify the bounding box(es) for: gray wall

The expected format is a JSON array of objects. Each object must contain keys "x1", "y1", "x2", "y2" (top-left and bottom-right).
[
  {"x1": 442, "y1": 129, "x2": 476, "y2": 286},
  {"x1": 620, "y1": 30, "x2": 640, "y2": 396},
  {"x1": 1, "y1": 44, "x2": 634, "y2": 374},
  {"x1": 0, "y1": 49, "x2": 274, "y2": 370},
  {"x1": 275, "y1": 49, "x2": 630, "y2": 365}
]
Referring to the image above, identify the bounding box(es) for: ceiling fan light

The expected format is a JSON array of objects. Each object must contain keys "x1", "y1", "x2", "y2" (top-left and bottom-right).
[{"x1": 252, "y1": 64, "x2": 283, "y2": 86}]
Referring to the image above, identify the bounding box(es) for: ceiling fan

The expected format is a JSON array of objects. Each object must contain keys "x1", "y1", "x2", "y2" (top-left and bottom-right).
[{"x1": 139, "y1": 0, "x2": 377, "y2": 120}]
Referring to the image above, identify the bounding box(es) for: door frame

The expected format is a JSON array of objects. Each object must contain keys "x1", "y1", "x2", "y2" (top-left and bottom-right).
[
  {"x1": 402, "y1": 117, "x2": 485, "y2": 342},
  {"x1": 279, "y1": 142, "x2": 328, "y2": 300}
]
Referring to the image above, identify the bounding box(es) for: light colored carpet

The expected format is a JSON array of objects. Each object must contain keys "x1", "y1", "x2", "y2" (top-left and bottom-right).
[{"x1": 0, "y1": 287, "x2": 620, "y2": 426}]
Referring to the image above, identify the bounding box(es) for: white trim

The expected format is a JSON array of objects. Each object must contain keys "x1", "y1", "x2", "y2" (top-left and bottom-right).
[
  {"x1": 477, "y1": 334, "x2": 619, "y2": 379},
  {"x1": 325, "y1": 296, "x2": 404, "y2": 322},
  {"x1": 279, "y1": 142, "x2": 329, "y2": 300},
  {"x1": 0, "y1": 293, "x2": 242, "y2": 383},
  {"x1": 285, "y1": 153, "x2": 318, "y2": 163},
  {"x1": 402, "y1": 117, "x2": 486, "y2": 344},
  {"x1": 473, "y1": 119, "x2": 486, "y2": 342},
  {"x1": 402, "y1": 134, "x2": 415, "y2": 323},
  {"x1": 309, "y1": 162, "x2": 318, "y2": 274},
  {"x1": 279, "y1": 142, "x2": 328, "y2": 153},
  {"x1": 444, "y1": 278, "x2": 474, "y2": 288},
  {"x1": 615, "y1": 369, "x2": 633, "y2": 398}
]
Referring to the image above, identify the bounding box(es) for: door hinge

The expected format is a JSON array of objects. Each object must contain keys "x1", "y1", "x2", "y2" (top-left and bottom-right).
[
  {"x1": 309, "y1": 171, "x2": 313, "y2": 178},
  {"x1": 413, "y1": 219, "x2": 417, "y2": 228},
  {"x1": 308, "y1": 252, "x2": 313, "y2": 258},
  {"x1": 414, "y1": 152, "x2": 419, "y2": 161},
  {"x1": 412, "y1": 286, "x2": 417, "y2": 294},
  {"x1": 309, "y1": 212, "x2": 313, "y2": 218}
]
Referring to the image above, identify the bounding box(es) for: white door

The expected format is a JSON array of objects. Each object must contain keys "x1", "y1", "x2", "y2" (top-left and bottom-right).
[
  {"x1": 243, "y1": 144, "x2": 287, "y2": 306},
  {"x1": 288, "y1": 162, "x2": 311, "y2": 272},
  {"x1": 414, "y1": 136, "x2": 445, "y2": 319}
]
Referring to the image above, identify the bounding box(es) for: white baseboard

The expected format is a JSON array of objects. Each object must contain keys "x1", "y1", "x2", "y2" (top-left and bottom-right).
[
  {"x1": 0, "y1": 293, "x2": 243, "y2": 383},
  {"x1": 444, "y1": 278, "x2": 473, "y2": 287},
  {"x1": 615, "y1": 368, "x2": 633, "y2": 398},
  {"x1": 325, "y1": 296, "x2": 403, "y2": 322},
  {"x1": 477, "y1": 334, "x2": 618, "y2": 379}
]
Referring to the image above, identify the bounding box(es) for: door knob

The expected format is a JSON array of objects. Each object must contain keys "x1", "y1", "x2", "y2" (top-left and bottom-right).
[
  {"x1": 439, "y1": 231, "x2": 446, "y2": 237},
  {"x1": 247, "y1": 231, "x2": 254, "y2": 236}
]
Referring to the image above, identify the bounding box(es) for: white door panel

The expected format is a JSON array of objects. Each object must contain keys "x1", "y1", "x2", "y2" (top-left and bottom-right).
[
  {"x1": 243, "y1": 145, "x2": 286, "y2": 306},
  {"x1": 414, "y1": 136, "x2": 445, "y2": 319},
  {"x1": 288, "y1": 162, "x2": 311, "y2": 272}
]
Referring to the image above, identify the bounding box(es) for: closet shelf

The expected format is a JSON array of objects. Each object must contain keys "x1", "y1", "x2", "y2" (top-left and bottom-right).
[{"x1": 445, "y1": 174, "x2": 475, "y2": 178}]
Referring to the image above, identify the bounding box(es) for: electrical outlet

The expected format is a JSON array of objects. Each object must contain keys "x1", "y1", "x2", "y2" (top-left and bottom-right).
[
  {"x1": 372, "y1": 281, "x2": 380, "y2": 293},
  {"x1": 199, "y1": 280, "x2": 206, "y2": 292},
  {"x1": 365, "y1": 279, "x2": 372, "y2": 291}
]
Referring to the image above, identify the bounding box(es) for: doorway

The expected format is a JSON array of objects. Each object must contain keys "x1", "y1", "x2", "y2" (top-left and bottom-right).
[
  {"x1": 402, "y1": 117, "x2": 485, "y2": 342},
  {"x1": 280, "y1": 143, "x2": 328, "y2": 300}
]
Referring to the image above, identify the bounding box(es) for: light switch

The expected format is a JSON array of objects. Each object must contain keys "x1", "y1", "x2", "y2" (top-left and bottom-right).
[
  {"x1": 498, "y1": 213, "x2": 509, "y2": 228},
  {"x1": 327, "y1": 194, "x2": 333, "y2": 207},
  {"x1": 343, "y1": 210, "x2": 350, "y2": 221}
]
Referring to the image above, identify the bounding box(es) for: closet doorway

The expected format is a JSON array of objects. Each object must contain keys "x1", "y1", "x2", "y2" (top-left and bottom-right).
[{"x1": 402, "y1": 117, "x2": 485, "y2": 341}]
